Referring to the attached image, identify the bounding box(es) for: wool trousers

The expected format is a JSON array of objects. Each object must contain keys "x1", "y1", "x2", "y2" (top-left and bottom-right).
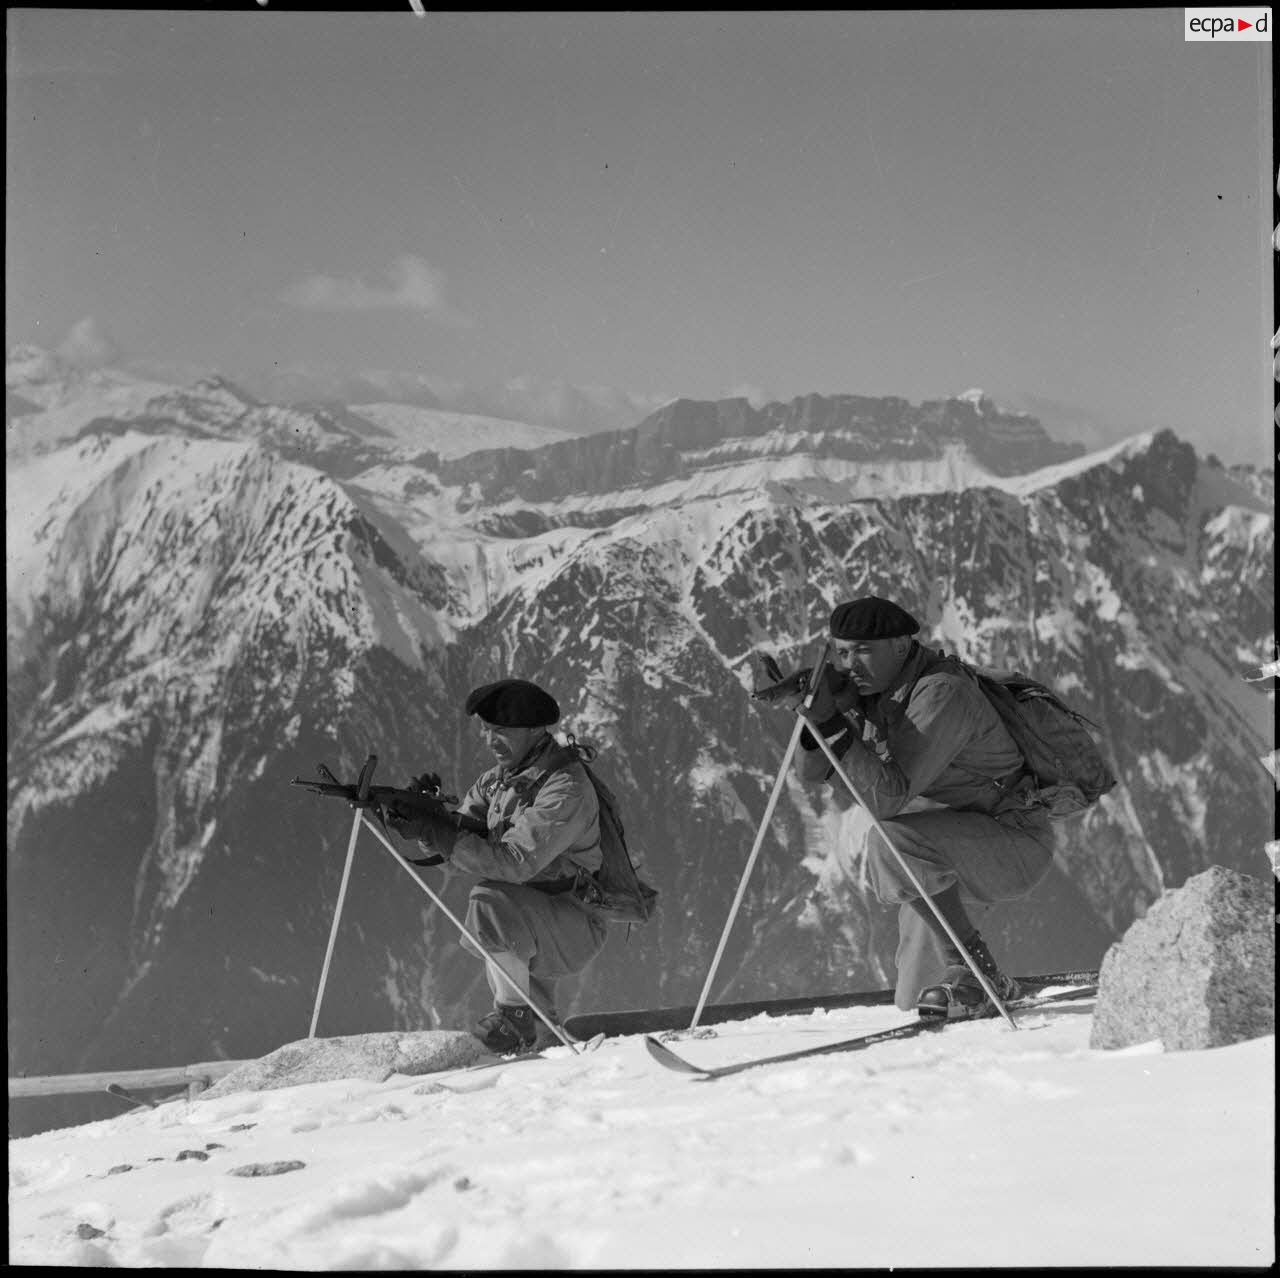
[
  {"x1": 462, "y1": 880, "x2": 609, "y2": 1018},
  {"x1": 862, "y1": 806, "x2": 1057, "y2": 1009}
]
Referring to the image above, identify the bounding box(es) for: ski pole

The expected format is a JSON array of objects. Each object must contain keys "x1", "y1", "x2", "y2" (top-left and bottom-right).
[
  {"x1": 308, "y1": 755, "x2": 378, "y2": 1037},
  {"x1": 804, "y1": 723, "x2": 1018, "y2": 1029},
  {"x1": 689, "y1": 646, "x2": 831, "y2": 1030},
  {"x1": 308, "y1": 805, "x2": 363, "y2": 1038},
  {"x1": 359, "y1": 812, "x2": 580, "y2": 1054}
]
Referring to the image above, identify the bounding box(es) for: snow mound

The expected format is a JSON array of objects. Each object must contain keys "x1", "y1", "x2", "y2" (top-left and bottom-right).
[{"x1": 8, "y1": 1000, "x2": 1273, "y2": 1269}]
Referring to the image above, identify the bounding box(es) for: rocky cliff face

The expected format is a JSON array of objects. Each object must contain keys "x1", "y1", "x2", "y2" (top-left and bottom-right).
[
  {"x1": 6, "y1": 352, "x2": 1273, "y2": 1134},
  {"x1": 436, "y1": 389, "x2": 1085, "y2": 503}
]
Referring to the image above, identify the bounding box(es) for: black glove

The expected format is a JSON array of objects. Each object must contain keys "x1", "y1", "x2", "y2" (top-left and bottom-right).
[
  {"x1": 798, "y1": 668, "x2": 866, "y2": 757},
  {"x1": 406, "y1": 771, "x2": 454, "y2": 802},
  {"x1": 384, "y1": 796, "x2": 463, "y2": 855},
  {"x1": 796, "y1": 666, "x2": 849, "y2": 724}
]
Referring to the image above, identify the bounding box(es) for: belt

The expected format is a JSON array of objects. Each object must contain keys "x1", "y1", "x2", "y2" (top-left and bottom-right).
[{"x1": 527, "y1": 876, "x2": 578, "y2": 896}]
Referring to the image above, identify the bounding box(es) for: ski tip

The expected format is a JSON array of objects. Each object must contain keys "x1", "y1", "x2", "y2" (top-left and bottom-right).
[{"x1": 642, "y1": 1034, "x2": 711, "y2": 1077}]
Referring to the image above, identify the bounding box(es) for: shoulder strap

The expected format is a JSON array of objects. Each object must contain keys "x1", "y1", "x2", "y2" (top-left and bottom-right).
[
  {"x1": 508, "y1": 742, "x2": 585, "y2": 804},
  {"x1": 895, "y1": 647, "x2": 975, "y2": 701},
  {"x1": 907, "y1": 649, "x2": 1037, "y2": 795}
]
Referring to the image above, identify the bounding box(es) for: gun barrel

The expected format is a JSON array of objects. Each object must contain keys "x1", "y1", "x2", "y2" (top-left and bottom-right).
[
  {"x1": 291, "y1": 779, "x2": 370, "y2": 809},
  {"x1": 290, "y1": 768, "x2": 464, "y2": 814}
]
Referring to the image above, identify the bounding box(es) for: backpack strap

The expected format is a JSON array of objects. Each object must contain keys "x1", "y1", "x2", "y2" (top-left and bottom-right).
[
  {"x1": 509, "y1": 743, "x2": 583, "y2": 801},
  {"x1": 905, "y1": 649, "x2": 1036, "y2": 806},
  {"x1": 500, "y1": 741, "x2": 604, "y2": 879}
]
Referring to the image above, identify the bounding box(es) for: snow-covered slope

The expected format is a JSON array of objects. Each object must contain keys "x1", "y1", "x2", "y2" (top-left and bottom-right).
[
  {"x1": 8, "y1": 997, "x2": 1274, "y2": 1269},
  {"x1": 5, "y1": 348, "x2": 580, "y2": 468},
  {"x1": 5, "y1": 345, "x2": 175, "y2": 458},
  {"x1": 6, "y1": 346, "x2": 1274, "y2": 1140}
]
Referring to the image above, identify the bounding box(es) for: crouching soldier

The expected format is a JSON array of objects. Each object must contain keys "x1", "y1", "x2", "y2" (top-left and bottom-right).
[
  {"x1": 757, "y1": 596, "x2": 1057, "y2": 1018},
  {"x1": 385, "y1": 678, "x2": 608, "y2": 1052}
]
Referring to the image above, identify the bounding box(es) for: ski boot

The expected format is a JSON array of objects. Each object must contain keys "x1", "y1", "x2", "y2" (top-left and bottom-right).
[
  {"x1": 473, "y1": 1004, "x2": 561, "y2": 1054},
  {"x1": 916, "y1": 933, "x2": 1021, "y2": 1020}
]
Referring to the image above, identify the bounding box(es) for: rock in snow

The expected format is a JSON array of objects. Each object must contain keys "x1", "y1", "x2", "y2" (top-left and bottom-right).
[
  {"x1": 204, "y1": 1030, "x2": 491, "y2": 1097},
  {"x1": 1091, "y1": 865, "x2": 1276, "y2": 1051}
]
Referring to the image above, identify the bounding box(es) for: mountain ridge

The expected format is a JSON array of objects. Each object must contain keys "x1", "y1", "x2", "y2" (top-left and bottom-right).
[{"x1": 6, "y1": 348, "x2": 1273, "y2": 1137}]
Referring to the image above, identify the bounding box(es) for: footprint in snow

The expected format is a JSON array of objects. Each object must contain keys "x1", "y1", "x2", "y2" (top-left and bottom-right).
[
  {"x1": 227, "y1": 1160, "x2": 307, "y2": 1177},
  {"x1": 137, "y1": 1190, "x2": 230, "y2": 1266}
]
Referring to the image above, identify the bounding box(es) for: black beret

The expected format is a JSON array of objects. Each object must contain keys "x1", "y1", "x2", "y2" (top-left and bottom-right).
[
  {"x1": 829, "y1": 596, "x2": 921, "y2": 640},
  {"x1": 464, "y1": 678, "x2": 560, "y2": 727}
]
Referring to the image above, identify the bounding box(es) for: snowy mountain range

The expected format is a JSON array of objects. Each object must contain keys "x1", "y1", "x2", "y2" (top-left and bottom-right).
[{"x1": 7, "y1": 345, "x2": 1274, "y2": 1135}]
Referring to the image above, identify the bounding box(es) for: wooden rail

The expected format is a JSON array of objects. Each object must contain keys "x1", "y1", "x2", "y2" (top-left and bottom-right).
[{"x1": 9, "y1": 1060, "x2": 249, "y2": 1103}]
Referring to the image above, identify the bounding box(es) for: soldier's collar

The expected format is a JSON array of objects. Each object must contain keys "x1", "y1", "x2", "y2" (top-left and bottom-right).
[
  {"x1": 499, "y1": 730, "x2": 556, "y2": 779},
  {"x1": 884, "y1": 641, "x2": 929, "y2": 705}
]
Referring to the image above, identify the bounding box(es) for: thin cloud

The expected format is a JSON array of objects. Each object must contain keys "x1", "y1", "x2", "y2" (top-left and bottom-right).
[
  {"x1": 56, "y1": 317, "x2": 117, "y2": 368},
  {"x1": 280, "y1": 256, "x2": 469, "y2": 324}
]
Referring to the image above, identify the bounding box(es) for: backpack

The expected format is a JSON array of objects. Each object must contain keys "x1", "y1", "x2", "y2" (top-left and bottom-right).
[
  {"x1": 935, "y1": 653, "x2": 1118, "y2": 819},
  {"x1": 524, "y1": 740, "x2": 659, "y2": 924}
]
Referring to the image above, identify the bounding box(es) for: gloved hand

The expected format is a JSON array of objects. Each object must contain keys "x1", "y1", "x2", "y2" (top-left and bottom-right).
[
  {"x1": 407, "y1": 771, "x2": 454, "y2": 801},
  {"x1": 384, "y1": 795, "x2": 462, "y2": 852},
  {"x1": 796, "y1": 665, "x2": 850, "y2": 724}
]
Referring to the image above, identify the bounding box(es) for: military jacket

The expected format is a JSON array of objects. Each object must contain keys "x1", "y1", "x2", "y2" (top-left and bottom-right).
[
  {"x1": 799, "y1": 642, "x2": 1033, "y2": 819},
  {"x1": 447, "y1": 733, "x2": 604, "y2": 884}
]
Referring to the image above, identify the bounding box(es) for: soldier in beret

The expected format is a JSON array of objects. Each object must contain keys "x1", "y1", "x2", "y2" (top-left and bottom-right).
[
  {"x1": 756, "y1": 596, "x2": 1054, "y2": 1017},
  {"x1": 385, "y1": 678, "x2": 608, "y2": 1053}
]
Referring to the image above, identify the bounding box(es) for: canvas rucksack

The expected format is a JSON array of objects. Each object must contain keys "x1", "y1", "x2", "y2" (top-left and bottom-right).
[
  {"x1": 933, "y1": 652, "x2": 1118, "y2": 819},
  {"x1": 521, "y1": 740, "x2": 659, "y2": 924}
]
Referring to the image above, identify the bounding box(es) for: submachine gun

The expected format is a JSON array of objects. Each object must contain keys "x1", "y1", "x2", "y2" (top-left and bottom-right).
[{"x1": 291, "y1": 754, "x2": 487, "y2": 851}]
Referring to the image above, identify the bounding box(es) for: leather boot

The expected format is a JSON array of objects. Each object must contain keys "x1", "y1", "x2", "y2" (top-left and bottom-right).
[
  {"x1": 916, "y1": 933, "x2": 1021, "y2": 1020},
  {"x1": 474, "y1": 1004, "x2": 540, "y2": 1053}
]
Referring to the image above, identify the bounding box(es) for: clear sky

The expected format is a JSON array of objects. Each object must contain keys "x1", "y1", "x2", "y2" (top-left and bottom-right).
[{"x1": 6, "y1": 9, "x2": 1273, "y2": 465}]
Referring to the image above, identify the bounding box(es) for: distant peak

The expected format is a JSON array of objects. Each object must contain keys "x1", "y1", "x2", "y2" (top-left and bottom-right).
[
  {"x1": 955, "y1": 388, "x2": 996, "y2": 413},
  {"x1": 950, "y1": 388, "x2": 1035, "y2": 421},
  {"x1": 6, "y1": 343, "x2": 64, "y2": 385},
  {"x1": 188, "y1": 374, "x2": 259, "y2": 406}
]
